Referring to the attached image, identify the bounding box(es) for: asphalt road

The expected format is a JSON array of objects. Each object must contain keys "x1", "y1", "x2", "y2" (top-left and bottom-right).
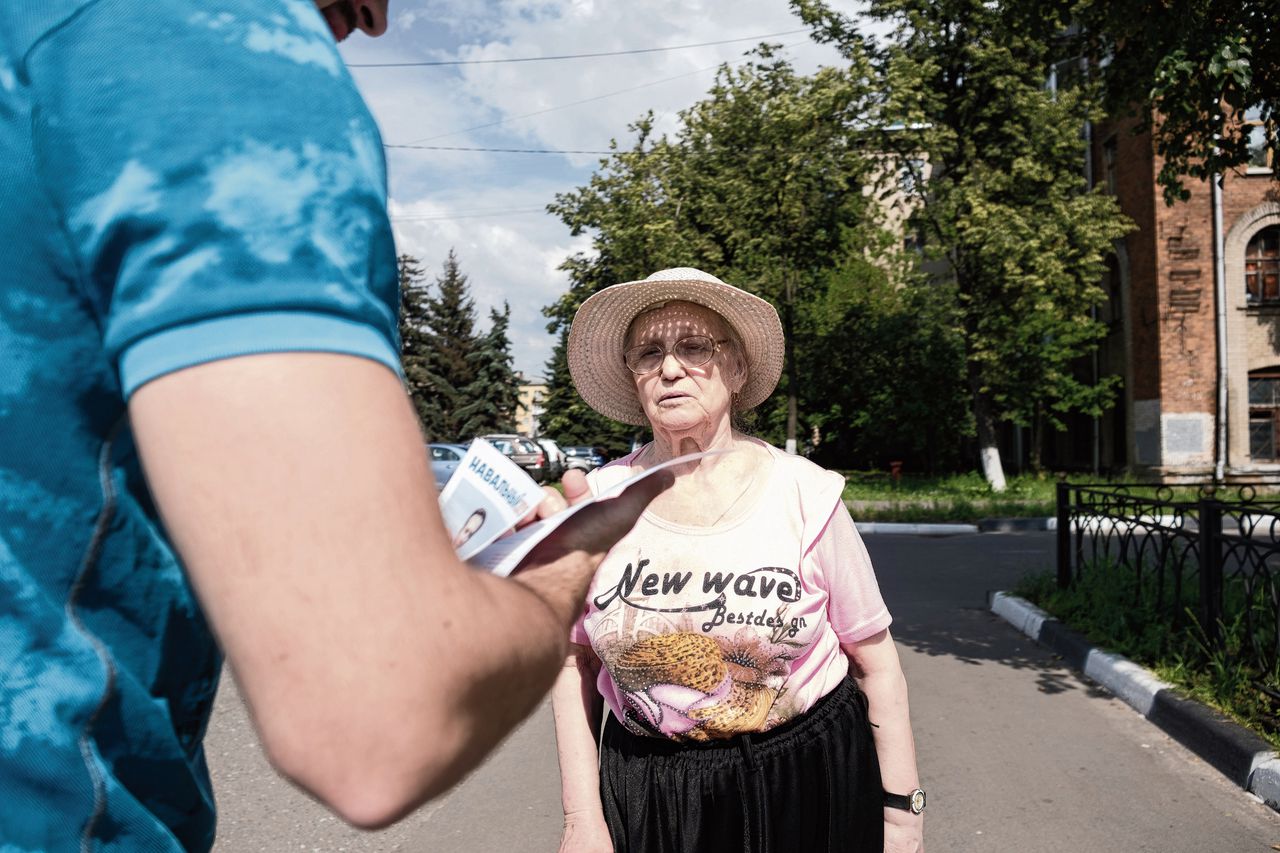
[{"x1": 206, "y1": 532, "x2": 1280, "y2": 851}]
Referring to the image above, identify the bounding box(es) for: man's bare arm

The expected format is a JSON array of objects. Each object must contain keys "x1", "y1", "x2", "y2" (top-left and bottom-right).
[{"x1": 129, "y1": 352, "x2": 661, "y2": 828}]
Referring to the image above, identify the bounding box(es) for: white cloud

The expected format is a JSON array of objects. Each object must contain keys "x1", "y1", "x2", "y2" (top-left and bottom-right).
[
  {"x1": 337, "y1": 1, "x2": 874, "y2": 381},
  {"x1": 389, "y1": 185, "x2": 591, "y2": 379},
  {"x1": 446, "y1": 1, "x2": 845, "y2": 161}
]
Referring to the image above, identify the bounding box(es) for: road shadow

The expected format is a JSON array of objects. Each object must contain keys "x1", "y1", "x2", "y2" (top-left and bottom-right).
[{"x1": 889, "y1": 605, "x2": 1114, "y2": 700}]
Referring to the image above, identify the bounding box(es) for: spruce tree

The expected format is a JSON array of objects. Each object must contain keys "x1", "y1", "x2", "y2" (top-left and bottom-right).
[
  {"x1": 538, "y1": 327, "x2": 639, "y2": 459},
  {"x1": 457, "y1": 303, "x2": 520, "y2": 436},
  {"x1": 397, "y1": 254, "x2": 437, "y2": 431},
  {"x1": 420, "y1": 249, "x2": 480, "y2": 441}
]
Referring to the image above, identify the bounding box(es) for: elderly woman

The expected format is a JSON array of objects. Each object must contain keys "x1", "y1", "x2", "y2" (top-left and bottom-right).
[{"x1": 552, "y1": 268, "x2": 924, "y2": 853}]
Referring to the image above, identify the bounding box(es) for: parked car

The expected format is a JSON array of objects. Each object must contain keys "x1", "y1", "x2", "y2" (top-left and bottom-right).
[
  {"x1": 536, "y1": 438, "x2": 567, "y2": 481},
  {"x1": 481, "y1": 434, "x2": 546, "y2": 483},
  {"x1": 562, "y1": 445, "x2": 607, "y2": 472},
  {"x1": 427, "y1": 443, "x2": 468, "y2": 491}
]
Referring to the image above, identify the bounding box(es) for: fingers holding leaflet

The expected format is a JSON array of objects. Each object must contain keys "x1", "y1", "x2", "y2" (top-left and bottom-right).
[
  {"x1": 513, "y1": 471, "x2": 673, "y2": 626},
  {"x1": 536, "y1": 485, "x2": 569, "y2": 517},
  {"x1": 560, "y1": 468, "x2": 591, "y2": 506},
  {"x1": 545, "y1": 470, "x2": 672, "y2": 561},
  {"x1": 519, "y1": 485, "x2": 568, "y2": 528},
  {"x1": 520, "y1": 470, "x2": 587, "y2": 528}
]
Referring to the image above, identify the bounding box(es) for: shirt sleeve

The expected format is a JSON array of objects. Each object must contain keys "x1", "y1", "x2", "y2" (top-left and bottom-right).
[
  {"x1": 810, "y1": 504, "x2": 893, "y2": 644},
  {"x1": 27, "y1": 0, "x2": 401, "y2": 398}
]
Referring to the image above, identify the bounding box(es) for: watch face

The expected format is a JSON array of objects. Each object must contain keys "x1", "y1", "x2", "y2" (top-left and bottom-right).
[{"x1": 910, "y1": 789, "x2": 926, "y2": 814}]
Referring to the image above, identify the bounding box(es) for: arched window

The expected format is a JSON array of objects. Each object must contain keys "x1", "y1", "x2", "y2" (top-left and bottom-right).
[
  {"x1": 1249, "y1": 368, "x2": 1280, "y2": 460},
  {"x1": 1246, "y1": 226, "x2": 1280, "y2": 303}
]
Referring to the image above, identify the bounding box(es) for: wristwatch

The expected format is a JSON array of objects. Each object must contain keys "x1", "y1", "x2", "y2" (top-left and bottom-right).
[{"x1": 883, "y1": 788, "x2": 926, "y2": 814}]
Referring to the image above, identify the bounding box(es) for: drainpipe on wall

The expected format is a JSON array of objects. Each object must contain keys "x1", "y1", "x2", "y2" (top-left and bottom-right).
[{"x1": 1212, "y1": 171, "x2": 1228, "y2": 483}]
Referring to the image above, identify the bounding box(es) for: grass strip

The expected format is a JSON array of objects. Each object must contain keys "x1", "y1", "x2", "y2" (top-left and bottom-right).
[{"x1": 1015, "y1": 562, "x2": 1280, "y2": 751}]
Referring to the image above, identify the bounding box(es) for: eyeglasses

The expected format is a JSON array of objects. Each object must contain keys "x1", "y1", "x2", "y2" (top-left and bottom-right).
[{"x1": 623, "y1": 335, "x2": 724, "y2": 375}]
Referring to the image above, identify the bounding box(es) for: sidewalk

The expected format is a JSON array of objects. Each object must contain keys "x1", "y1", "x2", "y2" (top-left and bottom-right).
[
  {"x1": 205, "y1": 532, "x2": 1280, "y2": 851},
  {"x1": 990, "y1": 590, "x2": 1280, "y2": 809}
]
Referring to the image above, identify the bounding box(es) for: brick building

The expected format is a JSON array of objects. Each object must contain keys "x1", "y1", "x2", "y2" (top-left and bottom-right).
[{"x1": 1049, "y1": 114, "x2": 1280, "y2": 481}]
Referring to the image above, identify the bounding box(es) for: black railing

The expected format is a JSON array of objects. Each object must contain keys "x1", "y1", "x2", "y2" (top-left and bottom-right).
[{"x1": 1057, "y1": 482, "x2": 1280, "y2": 679}]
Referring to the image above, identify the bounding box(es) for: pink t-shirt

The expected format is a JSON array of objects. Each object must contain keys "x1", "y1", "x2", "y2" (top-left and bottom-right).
[{"x1": 570, "y1": 443, "x2": 891, "y2": 741}]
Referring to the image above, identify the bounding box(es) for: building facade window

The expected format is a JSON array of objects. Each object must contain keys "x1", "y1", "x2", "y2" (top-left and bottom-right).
[
  {"x1": 1102, "y1": 137, "x2": 1118, "y2": 195},
  {"x1": 1249, "y1": 369, "x2": 1280, "y2": 460},
  {"x1": 898, "y1": 157, "x2": 926, "y2": 195},
  {"x1": 1245, "y1": 106, "x2": 1275, "y2": 171},
  {"x1": 1246, "y1": 226, "x2": 1280, "y2": 303}
]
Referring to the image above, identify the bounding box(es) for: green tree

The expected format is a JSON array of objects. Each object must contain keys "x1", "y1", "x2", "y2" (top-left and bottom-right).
[
  {"x1": 546, "y1": 49, "x2": 883, "y2": 452},
  {"x1": 1075, "y1": 0, "x2": 1279, "y2": 202},
  {"x1": 457, "y1": 303, "x2": 520, "y2": 437},
  {"x1": 795, "y1": 0, "x2": 1133, "y2": 486},
  {"x1": 538, "y1": 327, "x2": 638, "y2": 459},
  {"x1": 801, "y1": 255, "x2": 972, "y2": 471},
  {"x1": 419, "y1": 249, "x2": 479, "y2": 441},
  {"x1": 397, "y1": 253, "x2": 435, "y2": 429}
]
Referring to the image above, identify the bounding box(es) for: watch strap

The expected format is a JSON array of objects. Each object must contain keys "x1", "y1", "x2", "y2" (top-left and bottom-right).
[{"x1": 883, "y1": 788, "x2": 926, "y2": 814}]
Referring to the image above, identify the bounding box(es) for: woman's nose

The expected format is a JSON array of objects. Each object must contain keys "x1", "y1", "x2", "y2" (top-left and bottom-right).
[
  {"x1": 659, "y1": 351, "x2": 686, "y2": 379},
  {"x1": 352, "y1": 0, "x2": 388, "y2": 37}
]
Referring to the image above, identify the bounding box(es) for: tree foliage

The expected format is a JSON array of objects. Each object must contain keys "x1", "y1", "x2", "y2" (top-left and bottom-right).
[
  {"x1": 396, "y1": 250, "x2": 519, "y2": 442},
  {"x1": 545, "y1": 50, "x2": 895, "y2": 453},
  {"x1": 398, "y1": 253, "x2": 435, "y2": 427},
  {"x1": 1074, "y1": 0, "x2": 1280, "y2": 202},
  {"x1": 538, "y1": 327, "x2": 640, "y2": 458},
  {"x1": 457, "y1": 303, "x2": 520, "y2": 437},
  {"x1": 800, "y1": 256, "x2": 972, "y2": 472},
  {"x1": 795, "y1": 0, "x2": 1133, "y2": 483}
]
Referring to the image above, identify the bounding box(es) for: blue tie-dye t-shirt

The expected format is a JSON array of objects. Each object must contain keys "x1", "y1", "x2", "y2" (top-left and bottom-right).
[{"x1": 0, "y1": 2, "x2": 401, "y2": 849}]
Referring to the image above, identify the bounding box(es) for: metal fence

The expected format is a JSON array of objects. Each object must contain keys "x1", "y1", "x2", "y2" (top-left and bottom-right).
[{"x1": 1057, "y1": 482, "x2": 1280, "y2": 680}]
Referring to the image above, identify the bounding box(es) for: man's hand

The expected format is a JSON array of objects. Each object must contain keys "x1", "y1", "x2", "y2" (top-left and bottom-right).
[
  {"x1": 516, "y1": 479, "x2": 572, "y2": 529},
  {"x1": 519, "y1": 467, "x2": 593, "y2": 527},
  {"x1": 127, "y1": 353, "x2": 661, "y2": 826},
  {"x1": 513, "y1": 468, "x2": 670, "y2": 626},
  {"x1": 558, "y1": 468, "x2": 593, "y2": 507}
]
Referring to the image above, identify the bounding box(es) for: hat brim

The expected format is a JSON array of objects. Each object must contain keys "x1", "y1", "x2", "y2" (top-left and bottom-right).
[{"x1": 567, "y1": 276, "x2": 784, "y2": 426}]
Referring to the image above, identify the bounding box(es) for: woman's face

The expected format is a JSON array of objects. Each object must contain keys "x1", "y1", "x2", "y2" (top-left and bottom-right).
[{"x1": 626, "y1": 302, "x2": 743, "y2": 434}]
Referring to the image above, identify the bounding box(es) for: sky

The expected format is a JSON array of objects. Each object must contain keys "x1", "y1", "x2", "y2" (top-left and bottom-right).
[{"x1": 333, "y1": 0, "x2": 866, "y2": 380}]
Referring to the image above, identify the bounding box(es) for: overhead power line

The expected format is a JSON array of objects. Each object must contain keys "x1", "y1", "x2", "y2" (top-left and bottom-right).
[
  {"x1": 393, "y1": 41, "x2": 804, "y2": 146},
  {"x1": 387, "y1": 143, "x2": 613, "y2": 155},
  {"x1": 396, "y1": 61, "x2": 725, "y2": 145},
  {"x1": 347, "y1": 29, "x2": 807, "y2": 68},
  {"x1": 390, "y1": 207, "x2": 547, "y2": 222}
]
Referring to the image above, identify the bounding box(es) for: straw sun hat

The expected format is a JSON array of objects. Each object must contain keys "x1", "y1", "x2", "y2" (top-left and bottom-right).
[{"x1": 567, "y1": 267, "x2": 785, "y2": 426}]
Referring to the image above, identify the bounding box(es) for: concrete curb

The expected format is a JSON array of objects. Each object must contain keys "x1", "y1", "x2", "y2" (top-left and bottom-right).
[
  {"x1": 842, "y1": 501, "x2": 1056, "y2": 535},
  {"x1": 977, "y1": 517, "x2": 1055, "y2": 532},
  {"x1": 854, "y1": 521, "x2": 979, "y2": 535},
  {"x1": 853, "y1": 516, "x2": 1198, "y2": 535},
  {"x1": 989, "y1": 591, "x2": 1280, "y2": 810}
]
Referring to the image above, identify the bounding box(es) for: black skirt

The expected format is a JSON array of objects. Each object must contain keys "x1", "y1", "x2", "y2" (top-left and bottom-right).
[{"x1": 599, "y1": 676, "x2": 883, "y2": 853}]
